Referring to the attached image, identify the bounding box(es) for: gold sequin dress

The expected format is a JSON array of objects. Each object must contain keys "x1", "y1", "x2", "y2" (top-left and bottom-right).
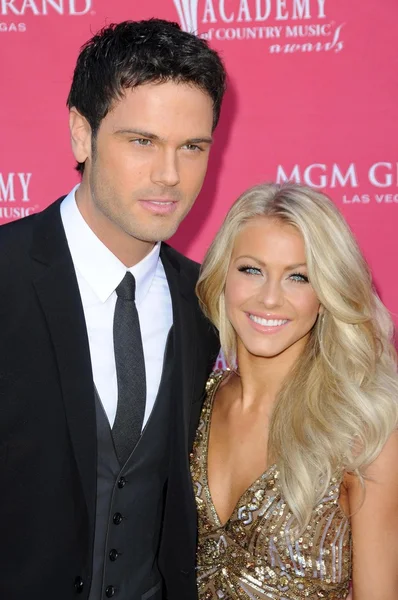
[{"x1": 190, "y1": 371, "x2": 352, "y2": 599}]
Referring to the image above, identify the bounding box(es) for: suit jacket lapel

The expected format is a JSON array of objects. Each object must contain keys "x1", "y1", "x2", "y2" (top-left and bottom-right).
[
  {"x1": 30, "y1": 199, "x2": 97, "y2": 532},
  {"x1": 160, "y1": 244, "x2": 197, "y2": 451}
]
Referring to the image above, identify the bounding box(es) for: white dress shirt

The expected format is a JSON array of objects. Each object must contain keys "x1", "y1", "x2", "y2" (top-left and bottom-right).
[{"x1": 60, "y1": 185, "x2": 173, "y2": 428}]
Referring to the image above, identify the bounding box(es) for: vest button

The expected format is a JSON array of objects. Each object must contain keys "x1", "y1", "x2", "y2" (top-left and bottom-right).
[
  {"x1": 117, "y1": 476, "x2": 127, "y2": 489},
  {"x1": 113, "y1": 512, "x2": 123, "y2": 525},
  {"x1": 105, "y1": 585, "x2": 115, "y2": 597},
  {"x1": 74, "y1": 576, "x2": 84, "y2": 593},
  {"x1": 109, "y1": 549, "x2": 119, "y2": 562}
]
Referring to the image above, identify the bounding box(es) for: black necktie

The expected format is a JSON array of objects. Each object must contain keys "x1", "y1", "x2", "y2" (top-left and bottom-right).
[{"x1": 112, "y1": 272, "x2": 146, "y2": 464}]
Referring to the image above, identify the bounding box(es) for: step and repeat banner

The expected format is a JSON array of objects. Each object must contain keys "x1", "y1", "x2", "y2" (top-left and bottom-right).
[{"x1": 1, "y1": 0, "x2": 397, "y2": 322}]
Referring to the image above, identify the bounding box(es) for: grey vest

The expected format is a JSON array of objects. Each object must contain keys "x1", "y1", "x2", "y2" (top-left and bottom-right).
[{"x1": 89, "y1": 332, "x2": 174, "y2": 600}]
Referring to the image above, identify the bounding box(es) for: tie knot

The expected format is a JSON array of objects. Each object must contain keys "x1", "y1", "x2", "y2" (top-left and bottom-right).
[{"x1": 116, "y1": 272, "x2": 136, "y2": 301}]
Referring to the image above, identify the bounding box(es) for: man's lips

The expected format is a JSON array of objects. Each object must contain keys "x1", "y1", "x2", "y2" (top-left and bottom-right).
[{"x1": 138, "y1": 199, "x2": 178, "y2": 215}]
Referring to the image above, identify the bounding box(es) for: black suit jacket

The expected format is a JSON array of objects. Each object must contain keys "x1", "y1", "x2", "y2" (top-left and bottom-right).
[{"x1": 0, "y1": 198, "x2": 219, "y2": 600}]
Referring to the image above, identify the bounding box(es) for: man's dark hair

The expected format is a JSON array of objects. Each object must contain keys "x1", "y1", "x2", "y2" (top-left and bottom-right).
[{"x1": 67, "y1": 18, "x2": 226, "y2": 174}]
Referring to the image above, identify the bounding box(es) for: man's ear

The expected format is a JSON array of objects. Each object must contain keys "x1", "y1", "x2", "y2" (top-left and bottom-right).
[{"x1": 69, "y1": 108, "x2": 92, "y2": 165}]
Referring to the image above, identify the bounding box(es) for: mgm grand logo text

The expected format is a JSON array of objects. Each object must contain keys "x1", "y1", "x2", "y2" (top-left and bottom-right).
[
  {"x1": 173, "y1": 0, "x2": 344, "y2": 52},
  {"x1": 0, "y1": 0, "x2": 92, "y2": 15}
]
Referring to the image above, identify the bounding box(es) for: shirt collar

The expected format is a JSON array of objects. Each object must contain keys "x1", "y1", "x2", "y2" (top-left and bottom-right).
[{"x1": 60, "y1": 185, "x2": 161, "y2": 305}]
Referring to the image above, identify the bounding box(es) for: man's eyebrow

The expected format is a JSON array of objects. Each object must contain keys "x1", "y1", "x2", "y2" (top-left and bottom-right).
[
  {"x1": 114, "y1": 128, "x2": 213, "y2": 145},
  {"x1": 185, "y1": 137, "x2": 213, "y2": 145},
  {"x1": 114, "y1": 128, "x2": 161, "y2": 140}
]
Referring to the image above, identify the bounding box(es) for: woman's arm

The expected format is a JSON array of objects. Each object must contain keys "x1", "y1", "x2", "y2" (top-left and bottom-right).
[{"x1": 346, "y1": 430, "x2": 398, "y2": 600}]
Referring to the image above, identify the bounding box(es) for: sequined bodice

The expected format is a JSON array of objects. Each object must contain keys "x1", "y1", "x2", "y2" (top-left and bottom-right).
[{"x1": 190, "y1": 371, "x2": 352, "y2": 599}]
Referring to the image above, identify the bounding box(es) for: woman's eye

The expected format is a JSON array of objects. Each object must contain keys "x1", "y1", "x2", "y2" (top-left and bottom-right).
[
  {"x1": 289, "y1": 272, "x2": 309, "y2": 283},
  {"x1": 237, "y1": 265, "x2": 261, "y2": 276}
]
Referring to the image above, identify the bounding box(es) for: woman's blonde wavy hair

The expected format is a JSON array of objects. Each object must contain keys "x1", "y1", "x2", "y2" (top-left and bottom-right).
[{"x1": 196, "y1": 182, "x2": 398, "y2": 532}]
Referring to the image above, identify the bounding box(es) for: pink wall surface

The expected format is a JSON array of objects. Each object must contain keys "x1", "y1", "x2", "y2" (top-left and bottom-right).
[{"x1": 1, "y1": 0, "x2": 397, "y2": 321}]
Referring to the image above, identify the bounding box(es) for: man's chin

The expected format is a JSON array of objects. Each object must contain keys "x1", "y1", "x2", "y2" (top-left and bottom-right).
[{"x1": 128, "y1": 224, "x2": 180, "y2": 245}]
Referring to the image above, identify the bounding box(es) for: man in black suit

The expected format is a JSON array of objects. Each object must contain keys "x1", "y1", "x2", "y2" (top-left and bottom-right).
[{"x1": 0, "y1": 19, "x2": 225, "y2": 600}]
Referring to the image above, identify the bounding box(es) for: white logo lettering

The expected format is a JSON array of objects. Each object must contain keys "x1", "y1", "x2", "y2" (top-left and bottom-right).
[
  {"x1": 317, "y1": 0, "x2": 325, "y2": 18},
  {"x1": 292, "y1": 0, "x2": 310, "y2": 19},
  {"x1": 43, "y1": 0, "x2": 63, "y2": 14},
  {"x1": 237, "y1": 0, "x2": 251, "y2": 22},
  {"x1": 276, "y1": 0, "x2": 288, "y2": 21},
  {"x1": 174, "y1": 0, "x2": 200, "y2": 31},
  {"x1": 0, "y1": 173, "x2": 15, "y2": 201},
  {"x1": 220, "y1": 0, "x2": 233, "y2": 22},
  {"x1": 0, "y1": 173, "x2": 32, "y2": 202},
  {"x1": 330, "y1": 163, "x2": 358, "y2": 188},
  {"x1": 69, "y1": 0, "x2": 91, "y2": 14},
  {"x1": 203, "y1": 0, "x2": 217, "y2": 24},
  {"x1": 0, "y1": 206, "x2": 36, "y2": 218},
  {"x1": 0, "y1": 0, "x2": 92, "y2": 15},
  {"x1": 0, "y1": 0, "x2": 38, "y2": 15},
  {"x1": 255, "y1": 0, "x2": 271, "y2": 21},
  {"x1": 276, "y1": 164, "x2": 301, "y2": 183},
  {"x1": 303, "y1": 164, "x2": 327, "y2": 188},
  {"x1": 368, "y1": 162, "x2": 393, "y2": 188},
  {"x1": 276, "y1": 163, "x2": 358, "y2": 188},
  {"x1": 174, "y1": 0, "x2": 328, "y2": 31}
]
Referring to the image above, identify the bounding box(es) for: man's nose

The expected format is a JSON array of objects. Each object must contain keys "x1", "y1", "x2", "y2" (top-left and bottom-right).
[{"x1": 151, "y1": 148, "x2": 180, "y2": 187}]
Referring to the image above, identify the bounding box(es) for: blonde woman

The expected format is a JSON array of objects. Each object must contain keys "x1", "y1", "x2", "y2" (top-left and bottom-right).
[{"x1": 192, "y1": 182, "x2": 398, "y2": 599}]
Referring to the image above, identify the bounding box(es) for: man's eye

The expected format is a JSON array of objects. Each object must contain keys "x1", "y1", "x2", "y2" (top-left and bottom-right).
[
  {"x1": 132, "y1": 138, "x2": 152, "y2": 146},
  {"x1": 183, "y1": 144, "x2": 202, "y2": 152}
]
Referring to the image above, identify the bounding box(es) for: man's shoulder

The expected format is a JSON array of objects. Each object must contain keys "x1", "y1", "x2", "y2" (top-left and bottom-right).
[
  {"x1": 0, "y1": 197, "x2": 64, "y2": 263},
  {"x1": 0, "y1": 197, "x2": 63, "y2": 234},
  {"x1": 0, "y1": 211, "x2": 37, "y2": 252},
  {"x1": 161, "y1": 243, "x2": 200, "y2": 280}
]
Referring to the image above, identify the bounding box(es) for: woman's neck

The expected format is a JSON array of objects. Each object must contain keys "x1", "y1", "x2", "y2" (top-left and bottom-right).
[{"x1": 233, "y1": 340, "x2": 304, "y2": 411}]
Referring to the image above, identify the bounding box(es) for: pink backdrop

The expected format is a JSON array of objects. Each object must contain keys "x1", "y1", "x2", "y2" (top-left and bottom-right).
[{"x1": 1, "y1": 0, "x2": 397, "y2": 323}]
